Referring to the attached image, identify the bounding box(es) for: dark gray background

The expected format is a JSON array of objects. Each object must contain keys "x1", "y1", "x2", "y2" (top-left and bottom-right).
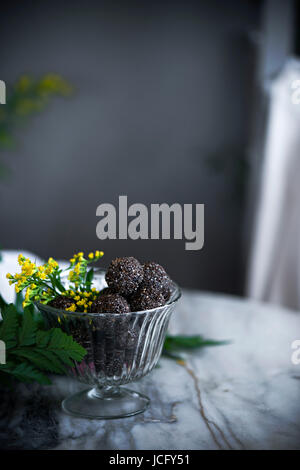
[{"x1": 0, "y1": 0, "x2": 261, "y2": 293}]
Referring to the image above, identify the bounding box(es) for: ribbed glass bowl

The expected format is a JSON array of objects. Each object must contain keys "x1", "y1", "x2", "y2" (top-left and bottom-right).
[{"x1": 36, "y1": 270, "x2": 181, "y2": 419}]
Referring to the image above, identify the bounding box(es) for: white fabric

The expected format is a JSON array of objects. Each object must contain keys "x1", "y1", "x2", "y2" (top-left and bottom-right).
[{"x1": 247, "y1": 59, "x2": 300, "y2": 311}]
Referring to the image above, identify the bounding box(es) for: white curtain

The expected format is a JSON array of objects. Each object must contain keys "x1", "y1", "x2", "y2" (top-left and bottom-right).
[{"x1": 247, "y1": 59, "x2": 300, "y2": 311}]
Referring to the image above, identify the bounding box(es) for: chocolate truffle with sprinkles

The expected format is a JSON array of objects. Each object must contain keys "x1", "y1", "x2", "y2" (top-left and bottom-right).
[
  {"x1": 49, "y1": 295, "x2": 74, "y2": 311},
  {"x1": 130, "y1": 286, "x2": 165, "y2": 312},
  {"x1": 141, "y1": 261, "x2": 172, "y2": 300},
  {"x1": 90, "y1": 293, "x2": 130, "y2": 314},
  {"x1": 99, "y1": 286, "x2": 116, "y2": 296},
  {"x1": 105, "y1": 257, "x2": 143, "y2": 296}
]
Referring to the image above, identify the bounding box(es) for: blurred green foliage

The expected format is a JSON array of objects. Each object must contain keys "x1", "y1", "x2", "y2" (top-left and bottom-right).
[{"x1": 0, "y1": 74, "x2": 73, "y2": 178}]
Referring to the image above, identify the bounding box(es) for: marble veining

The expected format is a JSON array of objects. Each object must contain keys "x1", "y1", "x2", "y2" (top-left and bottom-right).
[{"x1": 0, "y1": 253, "x2": 300, "y2": 449}]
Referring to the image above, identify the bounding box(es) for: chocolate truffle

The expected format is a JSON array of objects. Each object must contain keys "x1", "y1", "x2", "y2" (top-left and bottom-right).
[
  {"x1": 126, "y1": 326, "x2": 140, "y2": 349},
  {"x1": 141, "y1": 261, "x2": 172, "y2": 300},
  {"x1": 99, "y1": 287, "x2": 116, "y2": 296},
  {"x1": 130, "y1": 286, "x2": 165, "y2": 312},
  {"x1": 105, "y1": 349, "x2": 125, "y2": 377},
  {"x1": 105, "y1": 257, "x2": 143, "y2": 296},
  {"x1": 90, "y1": 293, "x2": 130, "y2": 314},
  {"x1": 49, "y1": 295, "x2": 74, "y2": 311}
]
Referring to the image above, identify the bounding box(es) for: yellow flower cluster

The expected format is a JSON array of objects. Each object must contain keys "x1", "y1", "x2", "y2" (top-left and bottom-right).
[
  {"x1": 14, "y1": 74, "x2": 73, "y2": 117},
  {"x1": 61, "y1": 288, "x2": 99, "y2": 313},
  {"x1": 69, "y1": 251, "x2": 84, "y2": 265},
  {"x1": 68, "y1": 251, "x2": 104, "y2": 289},
  {"x1": 7, "y1": 250, "x2": 104, "y2": 311},
  {"x1": 69, "y1": 250, "x2": 103, "y2": 265},
  {"x1": 24, "y1": 284, "x2": 38, "y2": 304},
  {"x1": 36, "y1": 258, "x2": 59, "y2": 280},
  {"x1": 88, "y1": 250, "x2": 103, "y2": 260},
  {"x1": 6, "y1": 254, "x2": 60, "y2": 307},
  {"x1": 6, "y1": 255, "x2": 38, "y2": 293},
  {"x1": 38, "y1": 74, "x2": 73, "y2": 97}
]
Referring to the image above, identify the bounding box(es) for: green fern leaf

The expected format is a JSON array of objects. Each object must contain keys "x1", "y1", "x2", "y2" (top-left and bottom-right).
[
  {"x1": 48, "y1": 328, "x2": 86, "y2": 361},
  {"x1": 11, "y1": 348, "x2": 66, "y2": 374},
  {"x1": 37, "y1": 348, "x2": 69, "y2": 372},
  {"x1": 1, "y1": 362, "x2": 51, "y2": 385},
  {"x1": 0, "y1": 300, "x2": 86, "y2": 386},
  {"x1": 0, "y1": 294, "x2": 9, "y2": 318},
  {"x1": 18, "y1": 308, "x2": 37, "y2": 346},
  {"x1": 0, "y1": 304, "x2": 19, "y2": 348},
  {"x1": 36, "y1": 329, "x2": 52, "y2": 347},
  {"x1": 50, "y1": 349, "x2": 75, "y2": 367}
]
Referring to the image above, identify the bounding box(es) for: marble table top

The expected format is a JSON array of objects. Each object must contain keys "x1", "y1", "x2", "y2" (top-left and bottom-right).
[{"x1": 1, "y1": 282, "x2": 300, "y2": 450}]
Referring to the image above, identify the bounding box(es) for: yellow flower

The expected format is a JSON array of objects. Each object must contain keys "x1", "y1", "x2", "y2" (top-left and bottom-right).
[
  {"x1": 88, "y1": 252, "x2": 94, "y2": 259},
  {"x1": 6, "y1": 273, "x2": 13, "y2": 279},
  {"x1": 25, "y1": 289, "x2": 31, "y2": 301},
  {"x1": 75, "y1": 264, "x2": 80, "y2": 274},
  {"x1": 44, "y1": 266, "x2": 53, "y2": 275},
  {"x1": 65, "y1": 304, "x2": 76, "y2": 312},
  {"x1": 18, "y1": 254, "x2": 25, "y2": 265},
  {"x1": 48, "y1": 258, "x2": 58, "y2": 269},
  {"x1": 16, "y1": 76, "x2": 32, "y2": 93}
]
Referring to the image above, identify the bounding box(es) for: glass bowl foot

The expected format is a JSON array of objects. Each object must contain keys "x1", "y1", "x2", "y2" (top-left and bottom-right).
[{"x1": 62, "y1": 385, "x2": 150, "y2": 419}]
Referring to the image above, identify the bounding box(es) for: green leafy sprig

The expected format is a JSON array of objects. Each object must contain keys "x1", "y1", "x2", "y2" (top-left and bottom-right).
[
  {"x1": 0, "y1": 298, "x2": 86, "y2": 386},
  {"x1": 162, "y1": 334, "x2": 231, "y2": 362},
  {"x1": 0, "y1": 74, "x2": 73, "y2": 178}
]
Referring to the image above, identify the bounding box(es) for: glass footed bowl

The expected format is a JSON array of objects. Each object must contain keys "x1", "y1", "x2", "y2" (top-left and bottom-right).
[{"x1": 36, "y1": 269, "x2": 181, "y2": 419}]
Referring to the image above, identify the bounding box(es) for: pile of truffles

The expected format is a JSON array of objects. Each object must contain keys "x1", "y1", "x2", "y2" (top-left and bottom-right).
[
  {"x1": 49, "y1": 257, "x2": 173, "y2": 378},
  {"x1": 90, "y1": 256, "x2": 173, "y2": 313}
]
